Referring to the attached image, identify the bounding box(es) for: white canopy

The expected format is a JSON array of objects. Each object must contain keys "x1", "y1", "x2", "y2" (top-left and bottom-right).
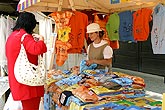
[{"x1": 17, "y1": 0, "x2": 164, "y2": 13}]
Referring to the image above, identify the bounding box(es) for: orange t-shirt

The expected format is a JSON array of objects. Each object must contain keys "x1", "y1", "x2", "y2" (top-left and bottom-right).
[
  {"x1": 133, "y1": 8, "x2": 152, "y2": 41},
  {"x1": 68, "y1": 11, "x2": 88, "y2": 53}
]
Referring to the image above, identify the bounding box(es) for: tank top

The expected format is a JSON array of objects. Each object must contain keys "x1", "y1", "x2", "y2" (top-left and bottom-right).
[{"x1": 88, "y1": 43, "x2": 108, "y2": 69}]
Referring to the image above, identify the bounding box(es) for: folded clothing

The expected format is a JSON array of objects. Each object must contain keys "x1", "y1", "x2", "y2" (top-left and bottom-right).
[
  {"x1": 72, "y1": 85, "x2": 98, "y2": 102},
  {"x1": 80, "y1": 60, "x2": 97, "y2": 73},
  {"x1": 110, "y1": 77, "x2": 133, "y2": 86}
]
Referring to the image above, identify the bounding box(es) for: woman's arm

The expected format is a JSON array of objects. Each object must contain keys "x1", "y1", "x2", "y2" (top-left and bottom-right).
[{"x1": 23, "y1": 34, "x2": 47, "y2": 55}]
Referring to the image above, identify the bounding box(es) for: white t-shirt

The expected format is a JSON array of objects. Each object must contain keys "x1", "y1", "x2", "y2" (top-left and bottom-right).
[{"x1": 87, "y1": 40, "x2": 113, "y2": 60}]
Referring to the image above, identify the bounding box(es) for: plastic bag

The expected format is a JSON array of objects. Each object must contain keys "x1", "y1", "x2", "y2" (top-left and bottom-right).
[
  {"x1": 3, "y1": 93, "x2": 22, "y2": 110},
  {"x1": 3, "y1": 93, "x2": 44, "y2": 110}
]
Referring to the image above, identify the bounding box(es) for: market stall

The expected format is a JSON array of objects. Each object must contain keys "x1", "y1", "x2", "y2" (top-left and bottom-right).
[{"x1": 15, "y1": 0, "x2": 165, "y2": 110}]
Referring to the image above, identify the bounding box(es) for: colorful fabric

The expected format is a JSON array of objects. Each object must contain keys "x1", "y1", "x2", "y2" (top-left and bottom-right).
[
  {"x1": 50, "y1": 11, "x2": 73, "y2": 28},
  {"x1": 87, "y1": 102, "x2": 127, "y2": 110},
  {"x1": 125, "y1": 105, "x2": 144, "y2": 110},
  {"x1": 55, "y1": 75, "x2": 82, "y2": 87},
  {"x1": 69, "y1": 102, "x2": 85, "y2": 110},
  {"x1": 110, "y1": 77, "x2": 133, "y2": 86},
  {"x1": 55, "y1": 40, "x2": 72, "y2": 66},
  {"x1": 72, "y1": 85, "x2": 98, "y2": 102},
  {"x1": 57, "y1": 27, "x2": 71, "y2": 42},
  {"x1": 80, "y1": 60, "x2": 97, "y2": 72},
  {"x1": 89, "y1": 86, "x2": 111, "y2": 95},
  {"x1": 17, "y1": 0, "x2": 40, "y2": 11}
]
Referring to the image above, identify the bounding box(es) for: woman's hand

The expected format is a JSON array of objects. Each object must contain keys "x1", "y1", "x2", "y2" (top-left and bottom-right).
[
  {"x1": 86, "y1": 60, "x2": 94, "y2": 66},
  {"x1": 32, "y1": 34, "x2": 44, "y2": 41}
]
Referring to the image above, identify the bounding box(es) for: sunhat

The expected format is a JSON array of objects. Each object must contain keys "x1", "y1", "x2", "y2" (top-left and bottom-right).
[{"x1": 86, "y1": 23, "x2": 102, "y2": 33}]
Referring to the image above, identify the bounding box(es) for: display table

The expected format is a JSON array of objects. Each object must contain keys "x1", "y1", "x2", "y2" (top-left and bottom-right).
[{"x1": 45, "y1": 69, "x2": 162, "y2": 110}]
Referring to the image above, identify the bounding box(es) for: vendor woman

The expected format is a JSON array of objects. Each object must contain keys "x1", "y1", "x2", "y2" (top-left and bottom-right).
[{"x1": 86, "y1": 23, "x2": 113, "y2": 73}]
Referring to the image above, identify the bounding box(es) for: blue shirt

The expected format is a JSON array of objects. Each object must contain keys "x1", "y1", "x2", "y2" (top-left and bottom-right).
[{"x1": 118, "y1": 11, "x2": 135, "y2": 42}]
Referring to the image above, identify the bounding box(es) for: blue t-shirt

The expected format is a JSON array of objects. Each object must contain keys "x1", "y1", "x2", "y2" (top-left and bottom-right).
[{"x1": 118, "y1": 11, "x2": 135, "y2": 42}]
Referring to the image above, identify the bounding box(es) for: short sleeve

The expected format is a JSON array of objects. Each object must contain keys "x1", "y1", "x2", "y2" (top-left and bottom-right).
[{"x1": 103, "y1": 46, "x2": 113, "y2": 59}]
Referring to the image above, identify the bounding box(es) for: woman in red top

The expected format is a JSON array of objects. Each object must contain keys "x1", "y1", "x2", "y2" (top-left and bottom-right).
[{"x1": 5, "y1": 12, "x2": 47, "y2": 110}]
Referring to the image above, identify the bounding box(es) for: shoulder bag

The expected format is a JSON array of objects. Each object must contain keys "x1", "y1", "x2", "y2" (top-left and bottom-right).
[{"x1": 14, "y1": 33, "x2": 46, "y2": 86}]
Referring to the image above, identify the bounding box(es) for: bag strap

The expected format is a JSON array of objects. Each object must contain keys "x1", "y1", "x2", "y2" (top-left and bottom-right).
[
  {"x1": 20, "y1": 33, "x2": 43, "y2": 59},
  {"x1": 21, "y1": 33, "x2": 28, "y2": 43}
]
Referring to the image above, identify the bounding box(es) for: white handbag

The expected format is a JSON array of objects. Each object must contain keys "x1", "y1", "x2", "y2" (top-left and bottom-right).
[{"x1": 14, "y1": 33, "x2": 46, "y2": 86}]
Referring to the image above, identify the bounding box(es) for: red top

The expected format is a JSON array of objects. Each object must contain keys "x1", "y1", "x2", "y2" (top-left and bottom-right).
[{"x1": 5, "y1": 29, "x2": 47, "y2": 100}]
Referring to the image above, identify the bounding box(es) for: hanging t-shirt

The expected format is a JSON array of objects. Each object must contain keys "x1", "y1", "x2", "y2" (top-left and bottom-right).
[
  {"x1": 133, "y1": 8, "x2": 152, "y2": 41},
  {"x1": 50, "y1": 11, "x2": 73, "y2": 42},
  {"x1": 68, "y1": 11, "x2": 88, "y2": 53},
  {"x1": 118, "y1": 11, "x2": 135, "y2": 42},
  {"x1": 106, "y1": 13, "x2": 120, "y2": 41},
  {"x1": 151, "y1": 4, "x2": 165, "y2": 54}
]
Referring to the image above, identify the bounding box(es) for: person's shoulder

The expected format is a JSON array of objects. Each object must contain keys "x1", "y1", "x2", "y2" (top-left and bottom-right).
[
  {"x1": 101, "y1": 40, "x2": 109, "y2": 45},
  {"x1": 101, "y1": 40, "x2": 112, "y2": 50}
]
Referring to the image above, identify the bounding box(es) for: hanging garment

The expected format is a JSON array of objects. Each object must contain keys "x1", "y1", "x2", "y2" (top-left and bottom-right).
[
  {"x1": 39, "y1": 18, "x2": 53, "y2": 69},
  {"x1": 118, "y1": 11, "x2": 135, "y2": 42},
  {"x1": 151, "y1": 4, "x2": 165, "y2": 54},
  {"x1": 55, "y1": 40, "x2": 72, "y2": 66},
  {"x1": 0, "y1": 15, "x2": 7, "y2": 68},
  {"x1": 133, "y1": 8, "x2": 152, "y2": 41},
  {"x1": 94, "y1": 13, "x2": 119, "y2": 49},
  {"x1": 50, "y1": 11, "x2": 73, "y2": 29},
  {"x1": 6, "y1": 16, "x2": 16, "y2": 41},
  {"x1": 106, "y1": 13, "x2": 120, "y2": 41},
  {"x1": 50, "y1": 11, "x2": 73, "y2": 42},
  {"x1": 68, "y1": 11, "x2": 88, "y2": 53}
]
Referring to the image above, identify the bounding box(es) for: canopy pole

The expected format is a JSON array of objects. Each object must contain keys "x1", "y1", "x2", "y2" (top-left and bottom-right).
[
  {"x1": 58, "y1": 0, "x2": 63, "y2": 11},
  {"x1": 69, "y1": 0, "x2": 76, "y2": 11}
]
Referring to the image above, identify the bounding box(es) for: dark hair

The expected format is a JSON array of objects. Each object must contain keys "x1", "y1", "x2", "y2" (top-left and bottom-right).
[
  {"x1": 13, "y1": 11, "x2": 37, "y2": 34},
  {"x1": 98, "y1": 30, "x2": 104, "y2": 38}
]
